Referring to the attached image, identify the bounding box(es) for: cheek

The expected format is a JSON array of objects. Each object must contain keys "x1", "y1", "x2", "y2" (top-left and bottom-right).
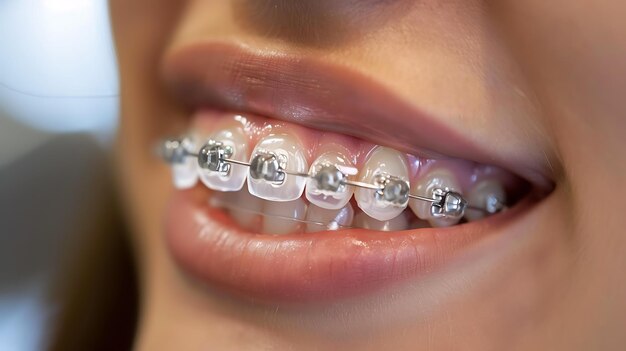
[
  {"x1": 492, "y1": 0, "x2": 626, "y2": 332},
  {"x1": 110, "y1": 0, "x2": 188, "y2": 177},
  {"x1": 110, "y1": 0, "x2": 187, "y2": 137},
  {"x1": 109, "y1": 1, "x2": 189, "y2": 251},
  {"x1": 492, "y1": 1, "x2": 626, "y2": 124},
  {"x1": 491, "y1": 0, "x2": 626, "y2": 202}
]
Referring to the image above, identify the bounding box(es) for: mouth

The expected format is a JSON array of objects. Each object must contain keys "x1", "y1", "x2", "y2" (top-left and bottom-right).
[{"x1": 159, "y1": 42, "x2": 553, "y2": 303}]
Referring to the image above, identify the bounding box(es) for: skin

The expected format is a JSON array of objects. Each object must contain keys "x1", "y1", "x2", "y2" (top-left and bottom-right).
[{"x1": 109, "y1": 1, "x2": 626, "y2": 350}]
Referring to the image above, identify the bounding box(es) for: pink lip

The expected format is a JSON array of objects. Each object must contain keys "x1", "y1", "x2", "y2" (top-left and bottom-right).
[
  {"x1": 166, "y1": 188, "x2": 533, "y2": 303},
  {"x1": 161, "y1": 41, "x2": 549, "y2": 303}
]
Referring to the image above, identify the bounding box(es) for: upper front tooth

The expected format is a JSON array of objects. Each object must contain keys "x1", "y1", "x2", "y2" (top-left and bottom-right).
[
  {"x1": 198, "y1": 127, "x2": 248, "y2": 192},
  {"x1": 306, "y1": 151, "x2": 357, "y2": 210},
  {"x1": 247, "y1": 134, "x2": 308, "y2": 202},
  {"x1": 409, "y1": 168, "x2": 463, "y2": 227},
  {"x1": 464, "y1": 179, "x2": 506, "y2": 221},
  {"x1": 354, "y1": 146, "x2": 410, "y2": 221},
  {"x1": 172, "y1": 137, "x2": 199, "y2": 189}
]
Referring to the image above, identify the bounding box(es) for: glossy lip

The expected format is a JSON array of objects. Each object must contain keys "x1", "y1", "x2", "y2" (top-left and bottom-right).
[
  {"x1": 167, "y1": 187, "x2": 537, "y2": 303},
  {"x1": 161, "y1": 41, "x2": 551, "y2": 303}
]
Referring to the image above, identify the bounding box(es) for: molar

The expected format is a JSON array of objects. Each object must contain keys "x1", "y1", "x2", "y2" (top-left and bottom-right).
[
  {"x1": 172, "y1": 137, "x2": 199, "y2": 189},
  {"x1": 409, "y1": 168, "x2": 463, "y2": 227},
  {"x1": 306, "y1": 151, "x2": 357, "y2": 210},
  {"x1": 305, "y1": 203, "x2": 354, "y2": 233},
  {"x1": 464, "y1": 179, "x2": 506, "y2": 221},
  {"x1": 198, "y1": 127, "x2": 248, "y2": 192},
  {"x1": 354, "y1": 212, "x2": 409, "y2": 231},
  {"x1": 261, "y1": 198, "x2": 307, "y2": 235},
  {"x1": 354, "y1": 146, "x2": 410, "y2": 221},
  {"x1": 247, "y1": 134, "x2": 308, "y2": 202}
]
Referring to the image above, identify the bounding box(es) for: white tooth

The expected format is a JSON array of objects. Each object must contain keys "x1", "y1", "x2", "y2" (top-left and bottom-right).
[
  {"x1": 306, "y1": 151, "x2": 357, "y2": 210},
  {"x1": 409, "y1": 168, "x2": 463, "y2": 227},
  {"x1": 198, "y1": 127, "x2": 249, "y2": 192},
  {"x1": 210, "y1": 187, "x2": 263, "y2": 232},
  {"x1": 261, "y1": 198, "x2": 307, "y2": 235},
  {"x1": 305, "y1": 203, "x2": 354, "y2": 233},
  {"x1": 354, "y1": 212, "x2": 409, "y2": 231},
  {"x1": 172, "y1": 137, "x2": 199, "y2": 189},
  {"x1": 464, "y1": 179, "x2": 506, "y2": 221},
  {"x1": 354, "y1": 147, "x2": 410, "y2": 221},
  {"x1": 247, "y1": 134, "x2": 308, "y2": 201}
]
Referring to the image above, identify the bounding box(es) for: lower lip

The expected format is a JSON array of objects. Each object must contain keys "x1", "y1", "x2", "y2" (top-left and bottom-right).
[{"x1": 165, "y1": 187, "x2": 530, "y2": 303}]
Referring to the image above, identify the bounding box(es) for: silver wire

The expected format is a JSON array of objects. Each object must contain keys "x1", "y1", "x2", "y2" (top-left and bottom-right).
[
  {"x1": 217, "y1": 155, "x2": 500, "y2": 213},
  {"x1": 169, "y1": 141, "x2": 504, "y2": 215},
  {"x1": 222, "y1": 158, "x2": 251, "y2": 167}
]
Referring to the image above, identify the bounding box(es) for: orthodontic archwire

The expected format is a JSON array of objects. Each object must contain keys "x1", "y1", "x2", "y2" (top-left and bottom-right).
[{"x1": 158, "y1": 137, "x2": 507, "y2": 222}]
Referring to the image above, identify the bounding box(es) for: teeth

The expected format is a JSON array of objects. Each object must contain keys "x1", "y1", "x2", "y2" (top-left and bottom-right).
[
  {"x1": 305, "y1": 203, "x2": 354, "y2": 233},
  {"x1": 354, "y1": 212, "x2": 409, "y2": 231},
  {"x1": 261, "y1": 198, "x2": 307, "y2": 235},
  {"x1": 464, "y1": 179, "x2": 506, "y2": 221},
  {"x1": 211, "y1": 187, "x2": 263, "y2": 232},
  {"x1": 198, "y1": 128, "x2": 248, "y2": 192},
  {"x1": 409, "y1": 168, "x2": 463, "y2": 227},
  {"x1": 169, "y1": 129, "x2": 501, "y2": 231},
  {"x1": 247, "y1": 134, "x2": 308, "y2": 202},
  {"x1": 172, "y1": 137, "x2": 199, "y2": 189},
  {"x1": 306, "y1": 151, "x2": 357, "y2": 210},
  {"x1": 354, "y1": 147, "x2": 410, "y2": 221},
  {"x1": 409, "y1": 218, "x2": 431, "y2": 229}
]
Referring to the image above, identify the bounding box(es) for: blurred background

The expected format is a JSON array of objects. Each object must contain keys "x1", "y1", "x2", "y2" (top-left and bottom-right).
[{"x1": 0, "y1": 1, "x2": 120, "y2": 349}]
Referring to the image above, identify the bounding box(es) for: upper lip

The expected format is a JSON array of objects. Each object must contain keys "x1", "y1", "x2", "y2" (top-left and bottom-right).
[{"x1": 162, "y1": 42, "x2": 552, "y2": 188}]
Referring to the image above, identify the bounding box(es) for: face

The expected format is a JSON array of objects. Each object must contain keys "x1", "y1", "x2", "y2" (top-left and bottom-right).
[{"x1": 110, "y1": 1, "x2": 626, "y2": 350}]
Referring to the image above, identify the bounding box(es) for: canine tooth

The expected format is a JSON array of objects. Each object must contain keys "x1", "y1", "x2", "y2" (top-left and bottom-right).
[
  {"x1": 305, "y1": 203, "x2": 354, "y2": 232},
  {"x1": 464, "y1": 179, "x2": 506, "y2": 221},
  {"x1": 198, "y1": 127, "x2": 249, "y2": 192},
  {"x1": 409, "y1": 168, "x2": 463, "y2": 227},
  {"x1": 261, "y1": 198, "x2": 307, "y2": 235},
  {"x1": 354, "y1": 212, "x2": 409, "y2": 231},
  {"x1": 247, "y1": 134, "x2": 308, "y2": 202},
  {"x1": 172, "y1": 137, "x2": 198, "y2": 189},
  {"x1": 306, "y1": 151, "x2": 357, "y2": 210},
  {"x1": 354, "y1": 147, "x2": 410, "y2": 221}
]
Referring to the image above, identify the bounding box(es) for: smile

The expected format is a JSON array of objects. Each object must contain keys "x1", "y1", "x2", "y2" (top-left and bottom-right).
[{"x1": 159, "y1": 43, "x2": 553, "y2": 303}]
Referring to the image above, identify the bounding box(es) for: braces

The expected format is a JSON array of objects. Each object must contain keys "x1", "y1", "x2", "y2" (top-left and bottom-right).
[{"x1": 159, "y1": 137, "x2": 506, "y2": 220}]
